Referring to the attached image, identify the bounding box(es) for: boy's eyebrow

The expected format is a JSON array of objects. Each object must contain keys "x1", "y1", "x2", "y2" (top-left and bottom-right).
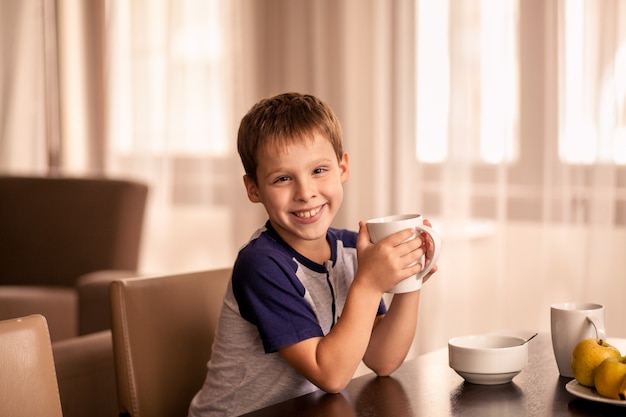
[
  {"x1": 263, "y1": 156, "x2": 336, "y2": 176},
  {"x1": 310, "y1": 156, "x2": 335, "y2": 165}
]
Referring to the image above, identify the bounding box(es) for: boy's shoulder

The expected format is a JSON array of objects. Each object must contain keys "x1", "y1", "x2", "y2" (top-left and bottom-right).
[
  {"x1": 234, "y1": 225, "x2": 358, "y2": 271},
  {"x1": 238, "y1": 224, "x2": 289, "y2": 256},
  {"x1": 239, "y1": 223, "x2": 358, "y2": 254},
  {"x1": 234, "y1": 224, "x2": 298, "y2": 271},
  {"x1": 327, "y1": 226, "x2": 358, "y2": 250}
]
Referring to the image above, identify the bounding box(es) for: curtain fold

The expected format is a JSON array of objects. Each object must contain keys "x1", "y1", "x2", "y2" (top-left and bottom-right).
[
  {"x1": 57, "y1": 0, "x2": 107, "y2": 174},
  {"x1": 0, "y1": 0, "x2": 49, "y2": 173}
]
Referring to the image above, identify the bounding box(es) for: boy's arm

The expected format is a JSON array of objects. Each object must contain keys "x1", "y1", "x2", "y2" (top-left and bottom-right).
[
  {"x1": 363, "y1": 219, "x2": 438, "y2": 374},
  {"x1": 362, "y1": 291, "x2": 420, "y2": 375},
  {"x1": 278, "y1": 278, "x2": 384, "y2": 393},
  {"x1": 279, "y1": 222, "x2": 426, "y2": 393}
]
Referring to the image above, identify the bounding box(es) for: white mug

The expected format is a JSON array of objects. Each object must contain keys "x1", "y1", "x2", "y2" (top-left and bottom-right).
[
  {"x1": 550, "y1": 302, "x2": 606, "y2": 378},
  {"x1": 366, "y1": 214, "x2": 441, "y2": 294}
]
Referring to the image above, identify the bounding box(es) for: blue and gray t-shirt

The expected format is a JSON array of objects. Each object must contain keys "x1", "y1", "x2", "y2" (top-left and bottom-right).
[{"x1": 188, "y1": 221, "x2": 386, "y2": 417}]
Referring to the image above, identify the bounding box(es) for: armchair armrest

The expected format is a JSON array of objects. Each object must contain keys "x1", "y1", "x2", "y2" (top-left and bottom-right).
[
  {"x1": 76, "y1": 270, "x2": 142, "y2": 335},
  {"x1": 0, "y1": 286, "x2": 77, "y2": 341}
]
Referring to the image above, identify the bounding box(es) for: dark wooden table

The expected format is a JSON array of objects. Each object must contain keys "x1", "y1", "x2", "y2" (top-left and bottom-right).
[{"x1": 241, "y1": 334, "x2": 626, "y2": 416}]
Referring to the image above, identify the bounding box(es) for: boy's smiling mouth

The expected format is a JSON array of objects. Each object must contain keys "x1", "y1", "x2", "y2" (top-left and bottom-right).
[{"x1": 293, "y1": 205, "x2": 324, "y2": 219}]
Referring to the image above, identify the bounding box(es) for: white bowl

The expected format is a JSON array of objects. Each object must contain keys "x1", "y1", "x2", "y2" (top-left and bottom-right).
[{"x1": 448, "y1": 334, "x2": 528, "y2": 385}]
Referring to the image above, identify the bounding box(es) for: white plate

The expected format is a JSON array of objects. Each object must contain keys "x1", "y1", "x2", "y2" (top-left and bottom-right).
[{"x1": 565, "y1": 380, "x2": 626, "y2": 407}]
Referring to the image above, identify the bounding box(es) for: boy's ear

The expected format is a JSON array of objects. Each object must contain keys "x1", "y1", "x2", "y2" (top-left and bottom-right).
[
  {"x1": 339, "y1": 152, "x2": 350, "y2": 183},
  {"x1": 243, "y1": 175, "x2": 261, "y2": 203}
]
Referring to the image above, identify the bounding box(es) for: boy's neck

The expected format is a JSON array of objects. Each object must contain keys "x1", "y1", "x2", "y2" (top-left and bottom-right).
[
  {"x1": 295, "y1": 241, "x2": 331, "y2": 265},
  {"x1": 267, "y1": 221, "x2": 331, "y2": 264}
]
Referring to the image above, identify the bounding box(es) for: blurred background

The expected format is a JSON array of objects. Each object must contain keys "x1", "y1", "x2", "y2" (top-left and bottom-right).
[{"x1": 2, "y1": 0, "x2": 625, "y2": 355}]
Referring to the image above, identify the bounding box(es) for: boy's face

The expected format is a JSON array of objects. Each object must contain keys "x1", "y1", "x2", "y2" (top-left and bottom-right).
[{"x1": 244, "y1": 132, "x2": 349, "y2": 255}]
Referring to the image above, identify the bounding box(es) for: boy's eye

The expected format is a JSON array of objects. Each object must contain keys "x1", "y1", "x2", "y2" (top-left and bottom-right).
[
  {"x1": 313, "y1": 167, "x2": 328, "y2": 175},
  {"x1": 273, "y1": 175, "x2": 290, "y2": 183}
]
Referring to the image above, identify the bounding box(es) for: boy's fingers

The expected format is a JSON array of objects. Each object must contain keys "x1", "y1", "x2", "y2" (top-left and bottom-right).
[
  {"x1": 421, "y1": 232, "x2": 433, "y2": 252},
  {"x1": 357, "y1": 221, "x2": 372, "y2": 247},
  {"x1": 383, "y1": 228, "x2": 419, "y2": 247}
]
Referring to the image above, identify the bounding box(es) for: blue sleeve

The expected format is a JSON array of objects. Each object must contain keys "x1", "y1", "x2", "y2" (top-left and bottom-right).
[
  {"x1": 232, "y1": 252, "x2": 323, "y2": 353},
  {"x1": 378, "y1": 298, "x2": 387, "y2": 315}
]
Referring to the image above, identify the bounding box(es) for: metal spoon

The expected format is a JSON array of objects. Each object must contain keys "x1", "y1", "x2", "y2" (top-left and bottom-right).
[{"x1": 521, "y1": 332, "x2": 539, "y2": 345}]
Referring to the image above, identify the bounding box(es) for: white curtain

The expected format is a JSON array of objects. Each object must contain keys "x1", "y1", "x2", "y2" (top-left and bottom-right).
[
  {"x1": 102, "y1": 0, "x2": 417, "y2": 276},
  {"x1": 1, "y1": 0, "x2": 625, "y2": 356},
  {"x1": 413, "y1": 0, "x2": 626, "y2": 353},
  {"x1": 0, "y1": 0, "x2": 54, "y2": 173},
  {"x1": 103, "y1": 0, "x2": 260, "y2": 273}
]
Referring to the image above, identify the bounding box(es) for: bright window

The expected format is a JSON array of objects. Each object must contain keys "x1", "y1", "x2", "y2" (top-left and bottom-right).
[
  {"x1": 559, "y1": 0, "x2": 626, "y2": 165},
  {"x1": 416, "y1": 0, "x2": 519, "y2": 165},
  {"x1": 106, "y1": 0, "x2": 231, "y2": 157}
]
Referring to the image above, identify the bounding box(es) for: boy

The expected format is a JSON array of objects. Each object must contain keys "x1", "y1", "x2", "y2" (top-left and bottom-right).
[{"x1": 188, "y1": 92, "x2": 437, "y2": 416}]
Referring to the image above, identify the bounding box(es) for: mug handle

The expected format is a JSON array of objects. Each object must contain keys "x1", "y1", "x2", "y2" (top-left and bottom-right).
[
  {"x1": 414, "y1": 224, "x2": 441, "y2": 280},
  {"x1": 586, "y1": 315, "x2": 606, "y2": 341}
]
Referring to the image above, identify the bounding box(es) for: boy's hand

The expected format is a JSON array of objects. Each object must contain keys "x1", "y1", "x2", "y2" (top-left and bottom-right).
[
  {"x1": 421, "y1": 218, "x2": 438, "y2": 284},
  {"x1": 355, "y1": 221, "x2": 425, "y2": 294}
]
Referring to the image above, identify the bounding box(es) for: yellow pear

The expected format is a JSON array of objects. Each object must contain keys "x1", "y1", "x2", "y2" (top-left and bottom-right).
[
  {"x1": 570, "y1": 338, "x2": 621, "y2": 388},
  {"x1": 595, "y1": 356, "x2": 626, "y2": 400},
  {"x1": 618, "y1": 372, "x2": 626, "y2": 400}
]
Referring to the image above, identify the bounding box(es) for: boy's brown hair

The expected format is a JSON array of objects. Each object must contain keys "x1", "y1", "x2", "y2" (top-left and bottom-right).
[{"x1": 237, "y1": 92, "x2": 344, "y2": 184}]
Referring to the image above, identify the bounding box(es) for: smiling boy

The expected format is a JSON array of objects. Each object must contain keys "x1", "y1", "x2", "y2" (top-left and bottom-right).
[{"x1": 188, "y1": 92, "x2": 437, "y2": 416}]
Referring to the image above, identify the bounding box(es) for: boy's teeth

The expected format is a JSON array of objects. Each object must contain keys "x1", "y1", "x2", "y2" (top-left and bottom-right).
[{"x1": 295, "y1": 207, "x2": 321, "y2": 218}]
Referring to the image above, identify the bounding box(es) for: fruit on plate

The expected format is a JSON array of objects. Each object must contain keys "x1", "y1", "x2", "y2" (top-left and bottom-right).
[
  {"x1": 570, "y1": 338, "x2": 621, "y2": 388},
  {"x1": 619, "y1": 373, "x2": 626, "y2": 400},
  {"x1": 594, "y1": 356, "x2": 626, "y2": 400}
]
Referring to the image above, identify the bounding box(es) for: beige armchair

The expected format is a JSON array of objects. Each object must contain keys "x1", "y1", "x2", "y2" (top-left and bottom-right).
[
  {"x1": 0, "y1": 314, "x2": 63, "y2": 417},
  {"x1": 0, "y1": 175, "x2": 148, "y2": 341},
  {"x1": 110, "y1": 268, "x2": 231, "y2": 417}
]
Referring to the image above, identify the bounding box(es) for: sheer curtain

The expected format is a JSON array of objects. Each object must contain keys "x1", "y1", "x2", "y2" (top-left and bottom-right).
[
  {"x1": 2, "y1": 0, "x2": 625, "y2": 356},
  {"x1": 103, "y1": 0, "x2": 417, "y2": 275},
  {"x1": 0, "y1": 0, "x2": 56, "y2": 173},
  {"x1": 103, "y1": 0, "x2": 626, "y2": 355},
  {"x1": 103, "y1": 0, "x2": 260, "y2": 273},
  {"x1": 411, "y1": 0, "x2": 626, "y2": 353}
]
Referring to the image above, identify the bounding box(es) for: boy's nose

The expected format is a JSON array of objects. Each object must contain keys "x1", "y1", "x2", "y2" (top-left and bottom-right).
[{"x1": 294, "y1": 179, "x2": 316, "y2": 201}]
